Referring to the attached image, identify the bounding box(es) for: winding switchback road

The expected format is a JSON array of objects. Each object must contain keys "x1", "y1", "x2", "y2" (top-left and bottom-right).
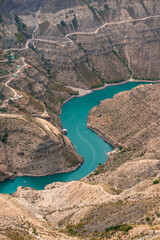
[
  {"x1": 4, "y1": 14, "x2": 160, "y2": 52},
  {"x1": 1, "y1": 57, "x2": 27, "y2": 108},
  {"x1": 1, "y1": 57, "x2": 49, "y2": 117},
  {"x1": 2, "y1": 13, "x2": 160, "y2": 116},
  {"x1": 4, "y1": 57, "x2": 27, "y2": 99},
  {"x1": 66, "y1": 14, "x2": 160, "y2": 37}
]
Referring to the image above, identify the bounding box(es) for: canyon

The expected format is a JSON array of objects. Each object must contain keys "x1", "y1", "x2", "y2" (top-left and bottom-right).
[{"x1": 0, "y1": 0, "x2": 160, "y2": 239}]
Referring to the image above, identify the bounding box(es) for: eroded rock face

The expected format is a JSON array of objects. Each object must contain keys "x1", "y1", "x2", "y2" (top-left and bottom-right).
[
  {"x1": 0, "y1": 83, "x2": 160, "y2": 239},
  {"x1": 1, "y1": 0, "x2": 160, "y2": 89},
  {"x1": 88, "y1": 83, "x2": 160, "y2": 152},
  {"x1": 0, "y1": 1, "x2": 160, "y2": 183},
  {"x1": 0, "y1": 115, "x2": 83, "y2": 182},
  {"x1": 88, "y1": 83, "x2": 160, "y2": 189},
  {"x1": 1, "y1": 177, "x2": 160, "y2": 239}
]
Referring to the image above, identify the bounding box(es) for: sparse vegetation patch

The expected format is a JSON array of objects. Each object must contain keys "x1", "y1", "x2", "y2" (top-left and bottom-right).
[{"x1": 105, "y1": 224, "x2": 133, "y2": 233}]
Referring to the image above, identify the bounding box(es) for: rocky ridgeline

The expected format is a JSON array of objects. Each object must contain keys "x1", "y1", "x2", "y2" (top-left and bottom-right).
[
  {"x1": 88, "y1": 83, "x2": 160, "y2": 188},
  {"x1": 0, "y1": 0, "x2": 160, "y2": 89},
  {"x1": 0, "y1": 84, "x2": 160, "y2": 239},
  {"x1": 0, "y1": 0, "x2": 160, "y2": 180},
  {"x1": 0, "y1": 114, "x2": 83, "y2": 182},
  {"x1": 0, "y1": 0, "x2": 159, "y2": 122},
  {"x1": 0, "y1": 1, "x2": 160, "y2": 239}
]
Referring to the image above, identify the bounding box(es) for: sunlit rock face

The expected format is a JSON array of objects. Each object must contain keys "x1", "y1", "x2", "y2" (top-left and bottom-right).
[{"x1": 1, "y1": 0, "x2": 160, "y2": 88}]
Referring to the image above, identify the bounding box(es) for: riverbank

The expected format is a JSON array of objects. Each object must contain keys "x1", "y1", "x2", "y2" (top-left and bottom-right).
[
  {"x1": 87, "y1": 82, "x2": 160, "y2": 178},
  {"x1": 1, "y1": 83, "x2": 160, "y2": 240},
  {"x1": 66, "y1": 77, "x2": 160, "y2": 103},
  {"x1": 87, "y1": 124, "x2": 117, "y2": 148},
  {"x1": 60, "y1": 77, "x2": 160, "y2": 116},
  {"x1": 63, "y1": 77, "x2": 160, "y2": 109},
  {"x1": 0, "y1": 80, "x2": 158, "y2": 194}
]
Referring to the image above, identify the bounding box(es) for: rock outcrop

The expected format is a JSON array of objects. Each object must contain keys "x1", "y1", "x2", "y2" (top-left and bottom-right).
[
  {"x1": 0, "y1": 1, "x2": 160, "y2": 239},
  {"x1": 88, "y1": 83, "x2": 160, "y2": 189},
  {"x1": 1, "y1": 0, "x2": 160, "y2": 183},
  {"x1": 1, "y1": 176, "x2": 160, "y2": 239},
  {"x1": 0, "y1": 84, "x2": 160, "y2": 239},
  {"x1": 1, "y1": 0, "x2": 160, "y2": 89},
  {"x1": 0, "y1": 114, "x2": 83, "y2": 182}
]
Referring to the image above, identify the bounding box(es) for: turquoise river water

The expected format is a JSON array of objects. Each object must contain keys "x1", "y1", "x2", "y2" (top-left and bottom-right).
[{"x1": 0, "y1": 81, "x2": 152, "y2": 194}]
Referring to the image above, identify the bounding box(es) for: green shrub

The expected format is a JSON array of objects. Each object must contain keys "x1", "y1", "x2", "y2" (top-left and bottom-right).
[
  {"x1": 146, "y1": 217, "x2": 150, "y2": 222},
  {"x1": 8, "y1": 99, "x2": 14, "y2": 104},
  {"x1": 72, "y1": 15, "x2": 78, "y2": 30},
  {"x1": 105, "y1": 224, "x2": 133, "y2": 233},
  {"x1": 94, "y1": 170, "x2": 100, "y2": 175},
  {"x1": 1, "y1": 132, "x2": 8, "y2": 143},
  {"x1": 60, "y1": 20, "x2": 67, "y2": 27},
  {"x1": 153, "y1": 179, "x2": 159, "y2": 184},
  {"x1": 122, "y1": 225, "x2": 133, "y2": 232},
  {"x1": 67, "y1": 228, "x2": 76, "y2": 235},
  {"x1": 104, "y1": 4, "x2": 109, "y2": 10},
  {"x1": 0, "y1": 90, "x2": 5, "y2": 99},
  {"x1": 0, "y1": 107, "x2": 7, "y2": 112}
]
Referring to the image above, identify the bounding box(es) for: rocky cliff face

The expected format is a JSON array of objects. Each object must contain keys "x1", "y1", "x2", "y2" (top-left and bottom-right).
[
  {"x1": 1, "y1": 2, "x2": 160, "y2": 239},
  {"x1": 0, "y1": 0, "x2": 160, "y2": 181},
  {"x1": 0, "y1": 84, "x2": 160, "y2": 240},
  {"x1": 1, "y1": 176, "x2": 160, "y2": 239},
  {"x1": 1, "y1": 0, "x2": 160, "y2": 89},
  {"x1": 88, "y1": 83, "x2": 160, "y2": 189},
  {"x1": 0, "y1": 114, "x2": 83, "y2": 182}
]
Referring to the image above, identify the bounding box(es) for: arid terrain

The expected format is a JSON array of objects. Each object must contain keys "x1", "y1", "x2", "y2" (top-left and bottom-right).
[
  {"x1": 1, "y1": 0, "x2": 160, "y2": 239},
  {"x1": 0, "y1": 114, "x2": 83, "y2": 182},
  {"x1": 1, "y1": 84, "x2": 160, "y2": 240},
  {"x1": 0, "y1": 0, "x2": 160, "y2": 178},
  {"x1": 88, "y1": 83, "x2": 160, "y2": 185}
]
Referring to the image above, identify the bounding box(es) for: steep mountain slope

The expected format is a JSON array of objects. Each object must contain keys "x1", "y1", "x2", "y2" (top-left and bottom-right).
[
  {"x1": 1, "y1": 176, "x2": 160, "y2": 240},
  {"x1": 0, "y1": 1, "x2": 160, "y2": 239},
  {"x1": 88, "y1": 83, "x2": 160, "y2": 189},
  {"x1": 0, "y1": 114, "x2": 83, "y2": 182},
  {"x1": 1, "y1": 0, "x2": 160, "y2": 89},
  {"x1": 0, "y1": 1, "x2": 160, "y2": 179},
  {"x1": 0, "y1": 84, "x2": 160, "y2": 240}
]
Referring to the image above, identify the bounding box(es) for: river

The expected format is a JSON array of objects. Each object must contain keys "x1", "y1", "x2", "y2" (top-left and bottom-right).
[{"x1": 0, "y1": 81, "x2": 152, "y2": 194}]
